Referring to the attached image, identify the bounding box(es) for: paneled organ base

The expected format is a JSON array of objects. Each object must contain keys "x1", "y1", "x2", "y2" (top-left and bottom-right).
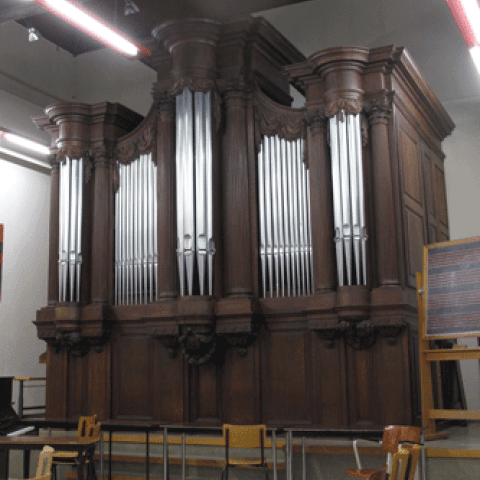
[{"x1": 34, "y1": 17, "x2": 454, "y2": 428}]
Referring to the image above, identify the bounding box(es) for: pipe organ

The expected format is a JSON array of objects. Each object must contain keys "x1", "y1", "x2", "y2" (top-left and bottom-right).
[
  {"x1": 115, "y1": 154, "x2": 157, "y2": 305},
  {"x1": 34, "y1": 18, "x2": 454, "y2": 427},
  {"x1": 329, "y1": 112, "x2": 367, "y2": 287},
  {"x1": 175, "y1": 88, "x2": 215, "y2": 297},
  {"x1": 59, "y1": 156, "x2": 84, "y2": 303},
  {"x1": 258, "y1": 135, "x2": 313, "y2": 298}
]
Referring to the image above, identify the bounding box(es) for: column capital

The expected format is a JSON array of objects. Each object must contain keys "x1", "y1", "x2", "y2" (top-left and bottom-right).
[{"x1": 365, "y1": 92, "x2": 394, "y2": 125}]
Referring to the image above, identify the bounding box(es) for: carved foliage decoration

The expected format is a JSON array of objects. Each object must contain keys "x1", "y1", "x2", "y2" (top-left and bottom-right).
[
  {"x1": 325, "y1": 98, "x2": 363, "y2": 119},
  {"x1": 364, "y1": 91, "x2": 395, "y2": 124},
  {"x1": 171, "y1": 77, "x2": 216, "y2": 97},
  {"x1": 253, "y1": 89, "x2": 307, "y2": 152},
  {"x1": 115, "y1": 114, "x2": 156, "y2": 165}
]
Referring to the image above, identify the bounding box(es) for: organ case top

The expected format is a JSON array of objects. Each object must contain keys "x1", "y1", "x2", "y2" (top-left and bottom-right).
[{"x1": 34, "y1": 16, "x2": 454, "y2": 427}]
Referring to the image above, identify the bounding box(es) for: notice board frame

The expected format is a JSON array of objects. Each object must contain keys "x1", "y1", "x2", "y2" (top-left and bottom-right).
[{"x1": 418, "y1": 236, "x2": 480, "y2": 437}]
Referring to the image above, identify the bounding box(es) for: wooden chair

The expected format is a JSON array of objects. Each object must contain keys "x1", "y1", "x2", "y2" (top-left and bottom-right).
[
  {"x1": 346, "y1": 425, "x2": 421, "y2": 479},
  {"x1": 51, "y1": 415, "x2": 99, "y2": 480},
  {"x1": 12, "y1": 445, "x2": 55, "y2": 480},
  {"x1": 366, "y1": 448, "x2": 411, "y2": 480},
  {"x1": 221, "y1": 424, "x2": 268, "y2": 480}
]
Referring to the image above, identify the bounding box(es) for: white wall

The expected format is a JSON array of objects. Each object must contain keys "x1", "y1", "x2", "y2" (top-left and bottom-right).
[{"x1": 0, "y1": 89, "x2": 50, "y2": 412}]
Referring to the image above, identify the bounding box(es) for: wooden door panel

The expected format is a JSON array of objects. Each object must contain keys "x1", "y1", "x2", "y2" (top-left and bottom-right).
[
  {"x1": 263, "y1": 326, "x2": 311, "y2": 425},
  {"x1": 113, "y1": 334, "x2": 154, "y2": 419}
]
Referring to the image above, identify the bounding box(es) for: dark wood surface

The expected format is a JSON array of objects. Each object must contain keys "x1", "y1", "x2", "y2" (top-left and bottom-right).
[{"x1": 34, "y1": 17, "x2": 454, "y2": 428}]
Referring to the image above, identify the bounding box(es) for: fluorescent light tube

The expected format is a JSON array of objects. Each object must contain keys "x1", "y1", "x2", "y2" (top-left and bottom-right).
[
  {"x1": 0, "y1": 130, "x2": 50, "y2": 155},
  {"x1": 38, "y1": 0, "x2": 139, "y2": 56},
  {"x1": 470, "y1": 45, "x2": 480, "y2": 75}
]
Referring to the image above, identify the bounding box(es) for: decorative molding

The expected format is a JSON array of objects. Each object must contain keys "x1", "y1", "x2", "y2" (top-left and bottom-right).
[
  {"x1": 253, "y1": 88, "x2": 306, "y2": 152},
  {"x1": 115, "y1": 118, "x2": 156, "y2": 164},
  {"x1": 171, "y1": 77, "x2": 216, "y2": 97},
  {"x1": 325, "y1": 99, "x2": 363, "y2": 119},
  {"x1": 58, "y1": 146, "x2": 90, "y2": 162}
]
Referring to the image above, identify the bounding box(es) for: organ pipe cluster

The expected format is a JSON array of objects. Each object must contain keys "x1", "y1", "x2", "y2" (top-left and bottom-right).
[
  {"x1": 258, "y1": 136, "x2": 314, "y2": 298},
  {"x1": 115, "y1": 153, "x2": 158, "y2": 305},
  {"x1": 329, "y1": 111, "x2": 367, "y2": 286},
  {"x1": 59, "y1": 157, "x2": 84, "y2": 302},
  {"x1": 176, "y1": 87, "x2": 215, "y2": 296}
]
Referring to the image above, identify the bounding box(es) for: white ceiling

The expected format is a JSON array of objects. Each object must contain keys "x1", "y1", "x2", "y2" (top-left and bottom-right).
[{"x1": 1, "y1": 0, "x2": 479, "y2": 135}]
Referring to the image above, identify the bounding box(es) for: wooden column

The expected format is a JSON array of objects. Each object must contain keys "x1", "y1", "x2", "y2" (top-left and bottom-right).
[
  {"x1": 91, "y1": 147, "x2": 111, "y2": 303},
  {"x1": 368, "y1": 96, "x2": 400, "y2": 286},
  {"x1": 48, "y1": 157, "x2": 60, "y2": 305},
  {"x1": 156, "y1": 93, "x2": 177, "y2": 299},
  {"x1": 221, "y1": 79, "x2": 253, "y2": 297},
  {"x1": 307, "y1": 113, "x2": 336, "y2": 292}
]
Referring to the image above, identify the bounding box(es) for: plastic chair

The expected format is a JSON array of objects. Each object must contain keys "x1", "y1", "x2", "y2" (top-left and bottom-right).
[
  {"x1": 221, "y1": 424, "x2": 268, "y2": 480},
  {"x1": 51, "y1": 415, "x2": 99, "y2": 480},
  {"x1": 12, "y1": 445, "x2": 55, "y2": 480},
  {"x1": 346, "y1": 425, "x2": 421, "y2": 479}
]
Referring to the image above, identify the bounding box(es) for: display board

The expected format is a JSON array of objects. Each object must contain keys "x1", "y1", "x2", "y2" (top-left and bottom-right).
[
  {"x1": 424, "y1": 237, "x2": 480, "y2": 338},
  {"x1": 418, "y1": 237, "x2": 480, "y2": 437}
]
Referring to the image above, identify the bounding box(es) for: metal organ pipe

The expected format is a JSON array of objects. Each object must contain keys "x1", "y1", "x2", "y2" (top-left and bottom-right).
[
  {"x1": 175, "y1": 87, "x2": 215, "y2": 296},
  {"x1": 114, "y1": 153, "x2": 157, "y2": 305},
  {"x1": 58, "y1": 156, "x2": 84, "y2": 302},
  {"x1": 329, "y1": 110, "x2": 367, "y2": 286},
  {"x1": 257, "y1": 136, "x2": 313, "y2": 298}
]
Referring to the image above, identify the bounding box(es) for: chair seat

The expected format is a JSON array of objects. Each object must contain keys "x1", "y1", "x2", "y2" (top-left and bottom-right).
[
  {"x1": 346, "y1": 468, "x2": 379, "y2": 478},
  {"x1": 53, "y1": 452, "x2": 79, "y2": 459},
  {"x1": 227, "y1": 458, "x2": 264, "y2": 466}
]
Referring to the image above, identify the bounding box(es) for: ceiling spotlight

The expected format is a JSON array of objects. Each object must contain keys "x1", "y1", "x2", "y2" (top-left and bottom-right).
[
  {"x1": 28, "y1": 26, "x2": 41, "y2": 42},
  {"x1": 124, "y1": 0, "x2": 139, "y2": 16}
]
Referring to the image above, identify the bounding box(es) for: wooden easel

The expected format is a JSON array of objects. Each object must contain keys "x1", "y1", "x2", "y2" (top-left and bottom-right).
[{"x1": 417, "y1": 236, "x2": 480, "y2": 440}]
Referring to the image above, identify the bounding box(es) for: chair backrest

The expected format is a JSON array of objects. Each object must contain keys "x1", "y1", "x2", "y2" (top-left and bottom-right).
[
  {"x1": 36, "y1": 445, "x2": 54, "y2": 478},
  {"x1": 222, "y1": 424, "x2": 267, "y2": 449},
  {"x1": 77, "y1": 415, "x2": 97, "y2": 438},
  {"x1": 406, "y1": 444, "x2": 422, "y2": 480},
  {"x1": 390, "y1": 448, "x2": 410, "y2": 480},
  {"x1": 86, "y1": 422, "x2": 101, "y2": 441},
  {"x1": 382, "y1": 425, "x2": 421, "y2": 454}
]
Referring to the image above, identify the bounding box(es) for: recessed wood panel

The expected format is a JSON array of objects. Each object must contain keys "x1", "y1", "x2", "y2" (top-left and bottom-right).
[
  {"x1": 68, "y1": 354, "x2": 86, "y2": 418},
  {"x1": 154, "y1": 342, "x2": 184, "y2": 423},
  {"x1": 311, "y1": 334, "x2": 347, "y2": 426},
  {"x1": 376, "y1": 333, "x2": 411, "y2": 424},
  {"x1": 405, "y1": 207, "x2": 425, "y2": 287},
  {"x1": 263, "y1": 326, "x2": 311, "y2": 424},
  {"x1": 346, "y1": 346, "x2": 377, "y2": 426},
  {"x1": 223, "y1": 341, "x2": 260, "y2": 425},
  {"x1": 434, "y1": 164, "x2": 448, "y2": 228},
  {"x1": 189, "y1": 362, "x2": 222, "y2": 424},
  {"x1": 400, "y1": 128, "x2": 422, "y2": 204},
  {"x1": 113, "y1": 334, "x2": 154, "y2": 419},
  {"x1": 86, "y1": 344, "x2": 111, "y2": 419}
]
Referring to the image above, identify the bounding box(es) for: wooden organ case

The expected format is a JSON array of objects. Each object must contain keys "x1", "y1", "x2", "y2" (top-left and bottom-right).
[{"x1": 34, "y1": 17, "x2": 454, "y2": 427}]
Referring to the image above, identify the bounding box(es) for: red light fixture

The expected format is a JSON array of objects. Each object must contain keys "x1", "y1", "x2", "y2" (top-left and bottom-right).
[
  {"x1": 446, "y1": 0, "x2": 480, "y2": 73},
  {"x1": 34, "y1": 0, "x2": 150, "y2": 57}
]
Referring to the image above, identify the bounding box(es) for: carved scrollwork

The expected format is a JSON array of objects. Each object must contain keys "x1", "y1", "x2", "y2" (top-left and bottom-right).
[
  {"x1": 178, "y1": 326, "x2": 216, "y2": 365},
  {"x1": 55, "y1": 330, "x2": 89, "y2": 357},
  {"x1": 344, "y1": 319, "x2": 377, "y2": 350},
  {"x1": 377, "y1": 322, "x2": 406, "y2": 345}
]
